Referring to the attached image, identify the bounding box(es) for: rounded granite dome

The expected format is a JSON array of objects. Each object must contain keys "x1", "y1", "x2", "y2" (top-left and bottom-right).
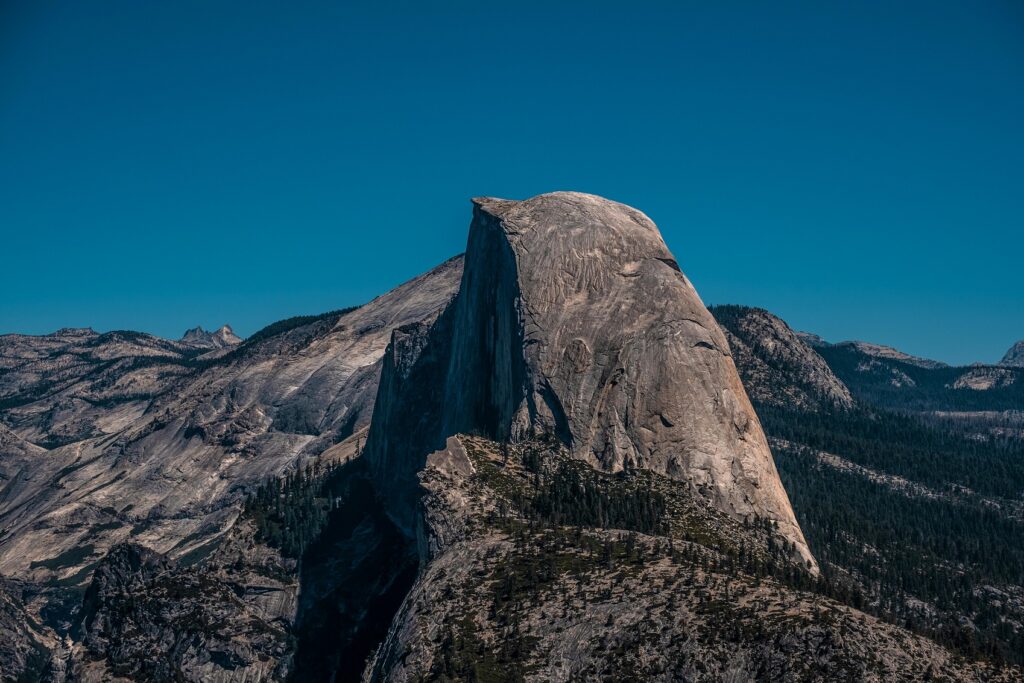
[{"x1": 372, "y1": 190, "x2": 818, "y2": 571}]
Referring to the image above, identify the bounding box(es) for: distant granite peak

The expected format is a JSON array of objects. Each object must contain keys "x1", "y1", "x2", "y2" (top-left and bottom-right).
[
  {"x1": 839, "y1": 341, "x2": 947, "y2": 369},
  {"x1": 1000, "y1": 340, "x2": 1024, "y2": 368},
  {"x1": 181, "y1": 323, "x2": 242, "y2": 349},
  {"x1": 795, "y1": 331, "x2": 828, "y2": 347}
]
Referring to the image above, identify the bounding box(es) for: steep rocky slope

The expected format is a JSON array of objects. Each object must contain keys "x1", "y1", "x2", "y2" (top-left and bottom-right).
[
  {"x1": 0, "y1": 256, "x2": 463, "y2": 590},
  {"x1": 68, "y1": 529, "x2": 295, "y2": 681},
  {"x1": 367, "y1": 192, "x2": 814, "y2": 569},
  {"x1": 0, "y1": 576, "x2": 53, "y2": 682},
  {"x1": 710, "y1": 305, "x2": 853, "y2": 410},
  {"x1": 58, "y1": 444, "x2": 410, "y2": 682}
]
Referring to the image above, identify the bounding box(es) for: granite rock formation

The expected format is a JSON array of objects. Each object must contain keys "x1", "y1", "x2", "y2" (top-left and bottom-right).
[
  {"x1": 847, "y1": 340, "x2": 948, "y2": 368},
  {"x1": 0, "y1": 575, "x2": 52, "y2": 682},
  {"x1": 180, "y1": 324, "x2": 243, "y2": 350},
  {"x1": 367, "y1": 192, "x2": 815, "y2": 570},
  {"x1": 68, "y1": 534, "x2": 295, "y2": 682},
  {"x1": 6, "y1": 192, "x2": 1019, "y2": 680}
]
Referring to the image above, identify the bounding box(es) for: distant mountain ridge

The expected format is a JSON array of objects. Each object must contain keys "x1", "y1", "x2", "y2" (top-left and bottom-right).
[
  {"x1": 786, "y1": 329, "x2": 1023, "y2": 410},
  {"x1": 800, "y1": 331, "x2": 1024, "y2": 370},
  {"x1": 798, "y1": 334, "x2": 948, "y2": 369}
]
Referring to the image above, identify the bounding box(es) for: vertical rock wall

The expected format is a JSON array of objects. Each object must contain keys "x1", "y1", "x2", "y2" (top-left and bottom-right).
[{"x1": 365, "y1": 192, "x2": 816, "y2": 569}]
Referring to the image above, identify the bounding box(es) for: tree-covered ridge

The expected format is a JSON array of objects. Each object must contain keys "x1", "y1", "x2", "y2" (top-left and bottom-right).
[
  {"x1": 775, "y1": 439, "x2": 1024, "y2": 664},
  {"x1": 389, "y1": 435, "x2": 1019, "y2": 681},
  {"x1": 759, "y1": 404, "x2": 1024, "y2": 500},
  {"x1": 243, "y1": 306, "x2": 361, "y2": 347},
  {"x1": 116, "y1": 425, "x2": 1022, "y2": 679},
  {"x1": 816, "y1": 343, "x2": 1024, "y2": 412},
  {"x1": 241, "y1": 458, "x2": 349, "y2": 559},
  {"x1": 509, "y1": 443, "x2": 668, "y2": 535},
  {"x1": 467, "y1": 437, "x2": 809, "y2": 572},
  {"x1": 756, "y1": 404, "x2": 1024, "y2": 666},
  {"x1": 709, "y1": 304, "x2": 826, "y2": 388},
  {"x1": 709, "y1": 303, "x2": 1024, "y2": 667}
]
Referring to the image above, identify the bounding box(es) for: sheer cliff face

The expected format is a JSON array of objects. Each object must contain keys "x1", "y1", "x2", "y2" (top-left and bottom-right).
[{"x1": 368, "y1": 192, "x2": 815, "y2": 569}]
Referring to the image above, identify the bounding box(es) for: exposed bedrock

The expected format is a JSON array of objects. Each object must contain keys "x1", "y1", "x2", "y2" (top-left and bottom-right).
[{"x1": 365, "y1": 192, "x2": 816, "y2": 570}]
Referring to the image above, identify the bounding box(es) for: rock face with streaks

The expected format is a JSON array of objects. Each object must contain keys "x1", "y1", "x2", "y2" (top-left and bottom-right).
[
  {"x1": 5, "y1": 191, "x2": 1024, "y2": 681},
  {"x1": 367, "y1": 192, "x2": 815, "y2": 569},
  {"x1": 0, "y1": 328, "x2": 207, "y2": 448},
  {"x1": 951, "y1": 366, "x2": 1018, "y2": 391}
]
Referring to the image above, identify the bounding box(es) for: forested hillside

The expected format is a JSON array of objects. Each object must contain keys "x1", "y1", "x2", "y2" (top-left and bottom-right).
[{"x1": 712, "y1": 305, "x2": 1024, "y2": 667}]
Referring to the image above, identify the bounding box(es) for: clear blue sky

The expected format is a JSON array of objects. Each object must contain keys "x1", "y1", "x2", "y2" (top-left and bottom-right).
[{"x1": 2, "y1": 1, "x2": 1021, "y2": 365}]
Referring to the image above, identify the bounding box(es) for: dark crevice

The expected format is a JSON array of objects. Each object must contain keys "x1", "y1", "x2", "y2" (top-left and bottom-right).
[
  {"x1": 539, "y1": 380, "x2": 573, "y2": 449},
  {"x1": 289, "y1": 462, "x2": 419, "y2": 682},
  {"x1": 335, "y1": 408, "x2": 360, "y2": 443},
  {"x1": 656, "y1": 257, "x2": 681, "y2": 272}
]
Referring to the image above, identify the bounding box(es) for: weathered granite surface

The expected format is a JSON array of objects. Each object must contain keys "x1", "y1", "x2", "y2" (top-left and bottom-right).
[
  {"x1": 70, "y1": 539, "x2": 293, "y2": 683},
  {"x1": 0, "y1": 575, "x2": 52, "y2": 682},
  {"x1": 367, "y1": 192, "x2": 816, "y2": 570}
]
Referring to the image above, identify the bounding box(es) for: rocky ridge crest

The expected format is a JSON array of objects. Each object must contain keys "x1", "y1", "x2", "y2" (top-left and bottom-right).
[{"x1": 180, "y1": 324, "x2": 243, "y2": 349}]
